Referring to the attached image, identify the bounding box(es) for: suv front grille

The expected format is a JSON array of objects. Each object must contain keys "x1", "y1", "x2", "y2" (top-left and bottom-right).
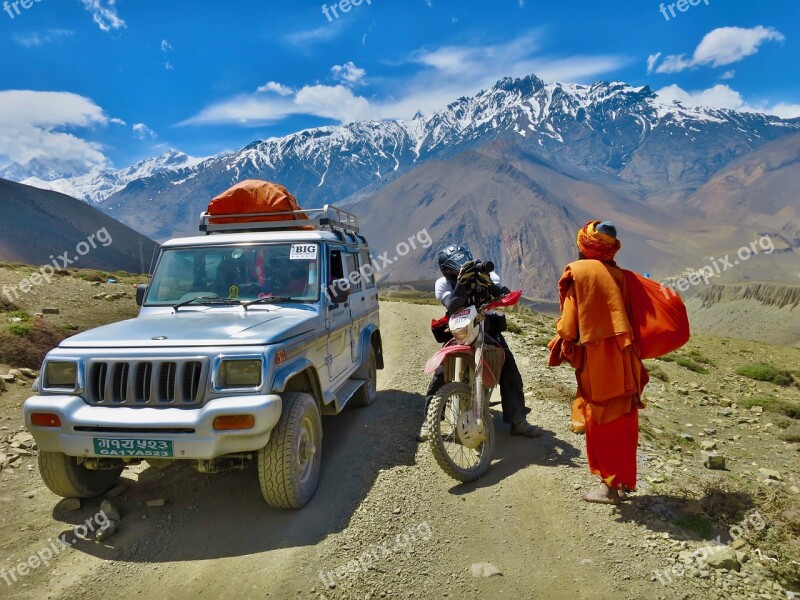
[{"x1": 86, "y1": 360, "x2": 207, "y2": 406}]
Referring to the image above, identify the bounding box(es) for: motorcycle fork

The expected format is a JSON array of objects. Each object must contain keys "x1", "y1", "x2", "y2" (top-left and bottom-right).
[{"x1": 473, "y1": 322, "x2": 485, "y2": 424}]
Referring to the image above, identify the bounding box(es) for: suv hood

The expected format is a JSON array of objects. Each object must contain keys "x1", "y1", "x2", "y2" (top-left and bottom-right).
[{"x1": 59, "y1": 306, "x2": 319, "y2": 349}]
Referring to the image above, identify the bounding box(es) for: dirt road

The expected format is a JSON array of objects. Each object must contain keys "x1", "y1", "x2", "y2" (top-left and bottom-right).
[{"x1": 0, "y1": 302, "x2": 791, "y2": 599}]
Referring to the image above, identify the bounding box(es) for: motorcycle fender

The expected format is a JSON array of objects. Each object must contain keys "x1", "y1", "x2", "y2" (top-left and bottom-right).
[
  {"x1": 424, "y1": 344, "x2": 472, "y2": 374},
  {"x1": 424, "y1": 344, "x2": 500, "y2": 387}
]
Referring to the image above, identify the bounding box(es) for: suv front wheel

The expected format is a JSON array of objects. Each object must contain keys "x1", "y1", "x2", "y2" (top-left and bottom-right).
[
  {"x1": 38, "y1": 452, "x2": 123, "y2": 498},
  {"x1": 258, "y1": 392, "x2": 322, "y2": 509}
]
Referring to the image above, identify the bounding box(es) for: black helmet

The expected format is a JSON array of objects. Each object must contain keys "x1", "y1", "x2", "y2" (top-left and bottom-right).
[{"x1": 438, "y1": 244, "x2": 473, "y2": 276}]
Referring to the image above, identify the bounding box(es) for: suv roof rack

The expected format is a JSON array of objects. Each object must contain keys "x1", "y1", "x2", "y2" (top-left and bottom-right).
[{"x1": 200, "y1": 204, "x2": 360, "y2": 235}]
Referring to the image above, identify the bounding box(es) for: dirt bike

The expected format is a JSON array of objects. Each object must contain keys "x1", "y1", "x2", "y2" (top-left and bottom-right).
[{"x1": 424, "y1": 290, "x2": 522, "y2": 482}]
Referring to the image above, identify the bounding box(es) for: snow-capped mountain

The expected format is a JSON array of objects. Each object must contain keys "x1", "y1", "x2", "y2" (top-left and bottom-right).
[
  {"x1": 21, "y1": 74, "x2": 800, "y2": 241},
  {"x1": 19, "y1": 149, "x2": 205, "y2": 204}
]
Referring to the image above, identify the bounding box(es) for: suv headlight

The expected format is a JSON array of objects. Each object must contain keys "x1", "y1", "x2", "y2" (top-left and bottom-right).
[
  {"x1": 214, "y1": 358, "x2": 263, "y2": 390},
  {"x1": 43, "y1": 361, "x2": 79, "y2": 390}
]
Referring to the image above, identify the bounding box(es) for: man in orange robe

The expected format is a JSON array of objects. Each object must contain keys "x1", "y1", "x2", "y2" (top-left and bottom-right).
[{"x1": 548, "y1": 221, "x2": 649, "y2": 504}]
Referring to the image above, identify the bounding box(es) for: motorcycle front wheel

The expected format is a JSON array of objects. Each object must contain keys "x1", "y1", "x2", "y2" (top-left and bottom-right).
[{"x1": 427, "y1": 382, "x2": 495, "y2": 482}]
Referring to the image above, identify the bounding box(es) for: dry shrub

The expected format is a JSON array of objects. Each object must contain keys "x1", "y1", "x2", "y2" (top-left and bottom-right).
[{"x1": 0, "y1": 318, "x2": 65, "y2": 369}]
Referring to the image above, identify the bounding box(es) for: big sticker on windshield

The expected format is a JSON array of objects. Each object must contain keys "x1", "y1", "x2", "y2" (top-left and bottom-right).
[{"x1": 290, "y1": 244, "x2": 318, "y2": 260}]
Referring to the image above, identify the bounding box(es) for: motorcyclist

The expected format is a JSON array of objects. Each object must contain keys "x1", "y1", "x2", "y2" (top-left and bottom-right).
[{"x1": 418, "y1": 244, "x2": 541, "y2": 441}]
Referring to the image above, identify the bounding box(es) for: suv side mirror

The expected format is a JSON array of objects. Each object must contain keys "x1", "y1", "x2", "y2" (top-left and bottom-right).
[
  {"x1": 327, "y1": 278, "x2": 351, "y2": 305},
  {"x1": 136, "y1": 284, "x2": 148, "y2": 307}
]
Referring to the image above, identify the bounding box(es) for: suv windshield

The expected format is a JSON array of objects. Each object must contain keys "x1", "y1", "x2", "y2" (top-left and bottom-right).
[{"x1": 145, "y1": 243, "x2": 319, "y2": 305}]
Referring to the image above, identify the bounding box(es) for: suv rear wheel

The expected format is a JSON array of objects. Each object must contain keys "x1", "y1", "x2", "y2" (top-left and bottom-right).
[
  {"x1": 258, "y1": 392, "x2": 322, "y2": 509},
  {"x1": 38, "y1": 452, "x2": 123, "y2": 498},
  {"x1": 352, "y1": 345, "x2": 378, "y2": 407}
]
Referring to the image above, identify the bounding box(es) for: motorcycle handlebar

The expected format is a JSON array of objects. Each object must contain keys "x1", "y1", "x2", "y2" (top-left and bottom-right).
[{"x1": 481, "y1": 290, "x2": 523, "y2": 312}]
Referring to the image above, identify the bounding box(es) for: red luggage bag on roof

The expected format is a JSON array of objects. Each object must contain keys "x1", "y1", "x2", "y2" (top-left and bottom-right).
[{"x1": 207, "y1": 179, "x2": 308, "y2": 225}]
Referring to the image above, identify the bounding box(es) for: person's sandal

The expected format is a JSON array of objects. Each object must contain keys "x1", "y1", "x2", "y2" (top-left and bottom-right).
[{"x1": 510, "y1": 421, "x2": 542, "y2": 437}]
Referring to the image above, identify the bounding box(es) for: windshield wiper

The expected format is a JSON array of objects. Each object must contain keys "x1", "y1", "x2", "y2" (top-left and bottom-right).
[
  {"x1": 242, "y1": 296, "x2": 295, "y2": 309},
  {"x1": 173, "y1": 296, "x2": 243, "y2": 311}
]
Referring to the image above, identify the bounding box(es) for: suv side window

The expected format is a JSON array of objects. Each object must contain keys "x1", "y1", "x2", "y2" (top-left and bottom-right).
[
  {"x1": 329, "y1": 249, "x2": 344, "y2": 282},
  {"x1": 345, "y1": 252, "x2": 361, "y2": 291},
  {"x1": 359, "y1": 250, "x2": 375, "y2": 288}
]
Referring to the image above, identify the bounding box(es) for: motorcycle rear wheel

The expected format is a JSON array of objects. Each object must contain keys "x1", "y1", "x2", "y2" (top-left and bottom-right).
[{"x1": 427, "y1": 382, "x2": 495, "y2": 482}]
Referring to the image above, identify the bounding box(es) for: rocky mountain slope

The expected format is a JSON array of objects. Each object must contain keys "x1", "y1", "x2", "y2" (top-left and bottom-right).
[
  {"x1": 0, "y1": 179, "x2": 158, "y2": 273},
  {"x1": 11, "y1": 74, "x2": 800, "y2": 298},
  {"x1": 18, "y1": 150, "x2": 205, "y2": 205},
  {"x1": 56, "y1": 75, "x2": 800, "y2": 241}
]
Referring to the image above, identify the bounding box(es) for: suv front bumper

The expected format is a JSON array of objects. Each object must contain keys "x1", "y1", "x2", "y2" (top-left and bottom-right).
[{"x1": 23, "y1": 394, "x2": 282, "y2": 460}]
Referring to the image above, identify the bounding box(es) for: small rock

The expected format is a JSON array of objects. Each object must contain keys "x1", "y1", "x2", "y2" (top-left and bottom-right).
[
  {"x1": 680, "y1": 433, "x2": 694, "y2": 442},
  {"x1": 761, "y1": 479, "x2": 783, "y2": 488},
  {"x1": 704, "y1": 546, "x2": 740, "y2": 571},
  {"x1": 750, "y1": 406, "x2": 763, "y2": 414},
  {"x1": 471, "y1": 563, "x2": 502, "y2": 578},
  {"x1": 735, "y1": 551, "x2": 749, "y2": 564},
  {"x1": 700, "y1": 441, "x2": 717, "y2": 451},
  {"x1": 392, "y1": 507, "x2": 401, "y2": 514},
  {"x1": 96, "y1": 520, "x2": 117, "y2": 542},
  {"x1": 42, "y1": 308, "x2": 60, "y2": 315},
  {"x1": 100, "y1": 499, "x2": 121, "y2": 521},
  {"x1": 702, "y1": 452, "x2": 726, "y2": 470},
  {"x1": 146, "y1": 498, "x2": 166, "y2": 508},
  {"x1": 18, "y1": 368, "x2": 37, "y2": 379},
  {"x1": 730, "y1": 539, "x2": 746, "y2": 550},
  {"x1": 757, "y1": 468, "x2": 782, "y2": 481},
  {"x1": 718, "y1": 398, "x2": 733, "y2": 407},
  {"x1": 63, "y1": 498, "x2": 81, "y2": 511}
]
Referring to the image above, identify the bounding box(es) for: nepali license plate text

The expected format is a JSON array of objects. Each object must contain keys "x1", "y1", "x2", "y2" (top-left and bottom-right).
[{"x1": 92, "y1": 438, "x2": 173, "y2": 458}]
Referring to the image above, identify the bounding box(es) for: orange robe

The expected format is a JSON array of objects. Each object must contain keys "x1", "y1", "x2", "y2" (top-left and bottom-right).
[{"x1": 548, "y1": 260, "x2": 648, "y2": 490}]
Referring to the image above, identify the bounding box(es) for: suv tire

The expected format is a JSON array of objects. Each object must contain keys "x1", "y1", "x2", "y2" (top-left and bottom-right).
[
  {"x1": 258, "y1": 392, "x2": 322, "y2": 509},
  {"x1": 38, "y1": 452, "x2": 123, "y2": 498},
  {"x1": 352, "y1": 345, "x2": 378, "y2": 407}
]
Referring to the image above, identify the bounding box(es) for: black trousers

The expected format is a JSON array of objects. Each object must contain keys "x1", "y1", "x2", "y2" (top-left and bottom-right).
[{"x1": 424, "y1": 333, "x2": 527, "y2": 425}]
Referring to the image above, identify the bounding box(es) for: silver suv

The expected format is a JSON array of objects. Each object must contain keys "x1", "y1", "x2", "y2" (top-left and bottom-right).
[{"x1": 24, "y1": 206, "x2": 383, "y2": 508}]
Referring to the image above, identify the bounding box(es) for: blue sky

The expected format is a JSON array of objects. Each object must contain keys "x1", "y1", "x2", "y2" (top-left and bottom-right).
[{"x1": 1, "y1": 0, "x2": 798, "y2": 174}]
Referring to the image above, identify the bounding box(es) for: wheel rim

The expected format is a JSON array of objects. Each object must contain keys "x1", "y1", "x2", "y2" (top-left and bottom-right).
[
  {"x1": 434, "y1": 388, "x2": 488, "y2": 472},
  {"x1": 297, "y1": 415, "x2": 317, "y2": 485}
]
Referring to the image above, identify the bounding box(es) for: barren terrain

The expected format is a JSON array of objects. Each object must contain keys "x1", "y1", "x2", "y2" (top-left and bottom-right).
[{"x1": 0, "y1": 274, "x2": 798, "y2": 600}]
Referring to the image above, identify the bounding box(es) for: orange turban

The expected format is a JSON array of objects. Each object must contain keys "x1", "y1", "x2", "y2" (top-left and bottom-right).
[{"x1": 576, "y1": 221, "x2": 621, "y2": 262}]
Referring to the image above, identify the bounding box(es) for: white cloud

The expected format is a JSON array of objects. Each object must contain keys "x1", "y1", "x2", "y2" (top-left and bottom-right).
[
  {"x1": 0, "y1": 91, "x2": 114, "y2": 171},
  {"x1": 182, "y1": 83, "x2": 372, "y2": 126},
  {"x1": 165, "y1": 62, "x2": 174, "y2": 71},
  {"x1": 295, "y1": 85, "x2": 372, "y2": 122},
  {"x1": 646, "y1": 52, "x2": 661, "y2": 74},
  {"x1": 693, "y1": 26, "x2": 784, "y2": 66},
  {"x1": 80, "y1": 0, "x2": 126, "y2": 32},
  {"x1": 282, "y1": 21, "x2": 345, "y2": 47},
  {"x1": 656, "y1": 83, "x2": 800, "y2": 118},
  {"x1": 769, "y1": 103, "x2": 800, "y2": 119},
  {"x1": 257, "y1": 81, "x2": 294, "y2": 96},
  {"x1": 719, "y1": 70, "x2": 735, "y2": 80},
  {"x1": 651, "y1": 26, "x2": 784, "y2": 74},
  {"x1": 12, "y1": 29, "x2": 74, "y2": 47},
  {"x1": 181, "y1": 32, "x2": 628, "y2": 126},
  {"x1": 132, "y1": 123, "x2": 157, "y2": 140},
  {"x1": 657, "y1": 84, "x2": 745, "y2": 110},
  {"x1": 331, "y1": 62, "x2": 366, "y2": 86},
  {"x1": 161, "y1": 39, "x2": 173, "y2": 52}
]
